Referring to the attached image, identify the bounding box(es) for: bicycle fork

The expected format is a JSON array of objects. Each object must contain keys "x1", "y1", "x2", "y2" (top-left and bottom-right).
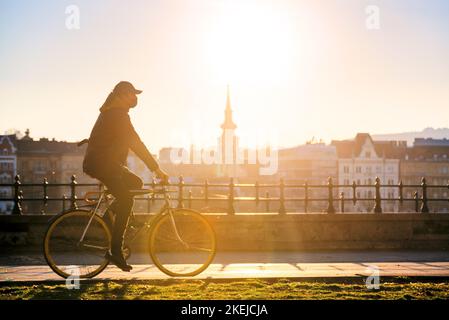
[{"x1": 167, "y1": 208, "x2": 191, "y2": 249}]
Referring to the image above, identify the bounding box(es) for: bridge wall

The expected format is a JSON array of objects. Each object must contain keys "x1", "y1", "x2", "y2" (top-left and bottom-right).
[{"x1": 1, "y1": 213, "x2": 448, "y2": 251}]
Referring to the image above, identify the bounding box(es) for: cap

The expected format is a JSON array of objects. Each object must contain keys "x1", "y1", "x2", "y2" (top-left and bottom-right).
[{"x1": 113, "y1": 81, "x2": 143, "y2": 95}]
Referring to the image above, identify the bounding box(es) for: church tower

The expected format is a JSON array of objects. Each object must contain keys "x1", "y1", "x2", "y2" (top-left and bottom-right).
[{"x1": 218, "y1": 86, "x2": 239, "y2": 177}]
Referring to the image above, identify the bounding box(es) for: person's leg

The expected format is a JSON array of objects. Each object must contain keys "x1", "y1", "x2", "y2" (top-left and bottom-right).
[
  {"x1": 98, "y1": 166, "x2": 143, "y2": 269},
  {"x1": 110, "y1": 167, "x2": 143, "y2": 255}
]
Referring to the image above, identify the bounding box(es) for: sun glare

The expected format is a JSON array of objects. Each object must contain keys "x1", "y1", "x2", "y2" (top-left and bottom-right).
[{"x1": 203, "y1": 1, "x2": 296, "y2": 87}]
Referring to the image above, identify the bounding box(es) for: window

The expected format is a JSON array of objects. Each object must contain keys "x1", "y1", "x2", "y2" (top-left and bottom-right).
[
  {"x1": 365, "y1": 151, "x2": 371, "y2": 158},
  {"x1": 34, "y1": 160, "x2": 47, "y2": 171},
  {"x1": 2, "y1": 163, "x2": 13, "y2": 171},
  {"x1": 366, "y1": 166, "x2": 372, "y2": 174},
  {"x1": 343, "y1": 166, "x2": 349, "y2": 174},
  {"x1": 356, "y1": 166, "x2": 362, "y2": 173}
]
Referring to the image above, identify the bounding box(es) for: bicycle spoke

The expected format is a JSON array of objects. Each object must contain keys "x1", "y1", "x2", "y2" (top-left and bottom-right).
[
  {"x1": 150, "y1": 209, "x2": 216, "y2": 277},
  {"x1": 81, "y1": 243, "x2": 109, "y2": 251},
  {"x1": 186, "y1": 246, "x2": 213, "y2": 253}
]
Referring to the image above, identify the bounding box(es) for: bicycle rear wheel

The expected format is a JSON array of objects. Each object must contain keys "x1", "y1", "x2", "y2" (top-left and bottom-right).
[
  {"x1": 43, "y1": 210, "x2": 111, "y2": 279},
  {"x1": 149, "y1": 209, "x2": 216, "y2": 277}
]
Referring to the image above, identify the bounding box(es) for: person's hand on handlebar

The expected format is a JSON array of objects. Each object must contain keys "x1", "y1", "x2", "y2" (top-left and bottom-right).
[{"x1": 155, "y1": 168, "x2": 169, "y2": 185}]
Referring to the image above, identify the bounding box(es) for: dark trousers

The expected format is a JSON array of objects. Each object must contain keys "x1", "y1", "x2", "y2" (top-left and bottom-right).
[{"x1": 96, "y1": 166, "x2": 143, "y2": 254}]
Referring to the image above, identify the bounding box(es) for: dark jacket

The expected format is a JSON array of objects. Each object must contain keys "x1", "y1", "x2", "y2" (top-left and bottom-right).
[{"x1": 83, "y1": 108, "x2": 159, "y2": 178}]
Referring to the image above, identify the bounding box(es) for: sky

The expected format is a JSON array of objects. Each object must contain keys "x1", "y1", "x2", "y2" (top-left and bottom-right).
[{"x1": 0, "y1": 0, "x2": 448, "y2": 152}]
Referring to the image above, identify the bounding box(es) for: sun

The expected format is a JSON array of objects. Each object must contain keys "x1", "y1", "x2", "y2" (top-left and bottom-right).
[{"x1": 203, "y1": 1, "x2": 297, "y2": 87}]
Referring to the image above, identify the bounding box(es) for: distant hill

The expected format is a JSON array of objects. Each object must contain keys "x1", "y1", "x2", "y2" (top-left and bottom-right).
[{"x1": 372, "y1": 128, "x2": 449, "y2": 146}]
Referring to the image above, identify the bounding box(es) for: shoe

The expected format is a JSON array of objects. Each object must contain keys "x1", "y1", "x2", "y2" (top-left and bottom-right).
[{"x1": 105, "y1": 251, "x2": 133, "y2": 272}]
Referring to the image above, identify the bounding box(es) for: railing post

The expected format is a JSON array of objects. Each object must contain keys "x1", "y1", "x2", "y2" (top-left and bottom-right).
[
  {"x1": 12, "y1": 175, "x2": 22, "y2": 215},
  {"x1": 177, "y1": 175, "x2": 184, "y2": 208},
  {"x1": 352, "y1": 181, "x2": 357, "y2": 206},
  {"x1": 414, "y1": 191, "x2": 419, "y2": 213},
  {"x1": 204, "y1": 179, "x2": 209, "y2": 207},
  {"x1": 70, "y1": 175, "x2": 78, "y2": 210},
  {"x1": 326, "y1": 177, "x2": 335, "y2": 214},
  {"x1": 447, "y1": 180, "x2": 449, "y2": 203},
  {"x1": 420, "y1": 177, "x2": 429, "y2": 213},
  {"x1": 149, "y1": 177, "x2": 156, "y2": 212},
  {"x1": 228, "y1": 177, "x2": 235, "y2": 215},
  {"x1": 340, "y1": 192, "x2": 345, "y2": 213},
  {"x1": 304, "y1": 180, "x2": 308, "y2": 213},
  {"x1": 62, "y1": 194, "x2": 67, "y2": 211},
  {"x1": 147, "y1": 193, "x2": 151, "y2": 213},
  {"x1": 255, "y1": 181, "x2": 259, "y2": 211},
  {"x1": 146, "y1": 179, "x2": 153, "y2": 213},
  {"x1": 188, "y1": 189, "x2": 192, "y2": 209},
  {"x1": 373, "y1": 177, "x2": 382, "y2": 214},
  {"x1": 41, "y1": 177, "x2": 48, "y2": 214},
  {"x1": 278, "y1": 177, "x2": 286, "y2": 214},
  {"x1": 265, "y1": 191, "x2": 270, "y2": 212},
  {"x1": 398, "y1": 180, "x2": 403, "y2": 211}
]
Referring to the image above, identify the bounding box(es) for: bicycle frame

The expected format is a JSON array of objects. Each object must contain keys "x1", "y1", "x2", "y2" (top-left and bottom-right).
[{"x1": 79, "y1": 186, "x2": 188, "y2": 249}]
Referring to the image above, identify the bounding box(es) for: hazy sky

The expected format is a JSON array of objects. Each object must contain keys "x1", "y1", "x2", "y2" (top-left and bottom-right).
[{"x1": 1, "y1": 0, "x2": 448, "y2": 151}]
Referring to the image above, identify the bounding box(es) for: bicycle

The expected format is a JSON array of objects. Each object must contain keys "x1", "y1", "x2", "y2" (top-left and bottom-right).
[{"x1": 43, "y1": 185, "x2": 216, "y2": 279}]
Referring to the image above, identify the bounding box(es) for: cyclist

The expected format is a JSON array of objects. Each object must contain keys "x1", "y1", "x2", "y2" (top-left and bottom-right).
[{"x1": 82, "y1": 81, "x2": 169, "y2": 272}]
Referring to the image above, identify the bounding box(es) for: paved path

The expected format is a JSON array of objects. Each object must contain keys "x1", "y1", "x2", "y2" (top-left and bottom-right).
[
  {"x1": 2, "y1": 262, "x2": 449, "y2": 282},
  {"x1": 1, "y1": 251, "x2": 449, "y2": 282}
]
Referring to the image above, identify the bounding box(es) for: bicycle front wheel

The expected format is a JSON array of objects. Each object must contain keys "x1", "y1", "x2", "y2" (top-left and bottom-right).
[
  {"x1": 149, "y1": 209, "x2": 216, "y2": 277},
  {"x1": 43, "y1": 210, "x2": 111, "y2": 279}
]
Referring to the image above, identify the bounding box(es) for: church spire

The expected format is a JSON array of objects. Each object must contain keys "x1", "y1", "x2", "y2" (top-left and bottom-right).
[{"x1": 221, "y1": 85, "x2": 237, "y2": 130}]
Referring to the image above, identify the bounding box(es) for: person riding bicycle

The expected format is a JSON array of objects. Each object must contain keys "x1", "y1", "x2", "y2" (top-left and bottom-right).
[{"x1": 82, "y1": 81, "x2": 169, "y2": 272}]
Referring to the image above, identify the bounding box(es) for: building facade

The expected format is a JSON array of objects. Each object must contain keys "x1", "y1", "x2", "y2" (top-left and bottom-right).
[
  {"x1": 0, "y1": 135, "x2": 17, "y2": 213},
  {"x1": 400, "y1": 138, "x2": 449, "y2": 213},
  {"x1": 12, "y1": 130, "x2": 95, "y2": 213},
  {"x1": 332, "y1": 133, "x2": 406, "y2": 212},
  {"x1": 276, "y1": 143, "x2": 337, "y2": 212}
]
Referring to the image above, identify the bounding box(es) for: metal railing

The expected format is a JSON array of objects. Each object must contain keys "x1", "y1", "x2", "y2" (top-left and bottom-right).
[{"x1": 0, "y1": 175, "x2": 448, "y2": 215}]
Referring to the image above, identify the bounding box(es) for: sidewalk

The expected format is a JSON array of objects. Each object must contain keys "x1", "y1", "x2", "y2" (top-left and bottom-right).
[{"x1": 1, "y1": 250, "x2": 449, "y2": 282}]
